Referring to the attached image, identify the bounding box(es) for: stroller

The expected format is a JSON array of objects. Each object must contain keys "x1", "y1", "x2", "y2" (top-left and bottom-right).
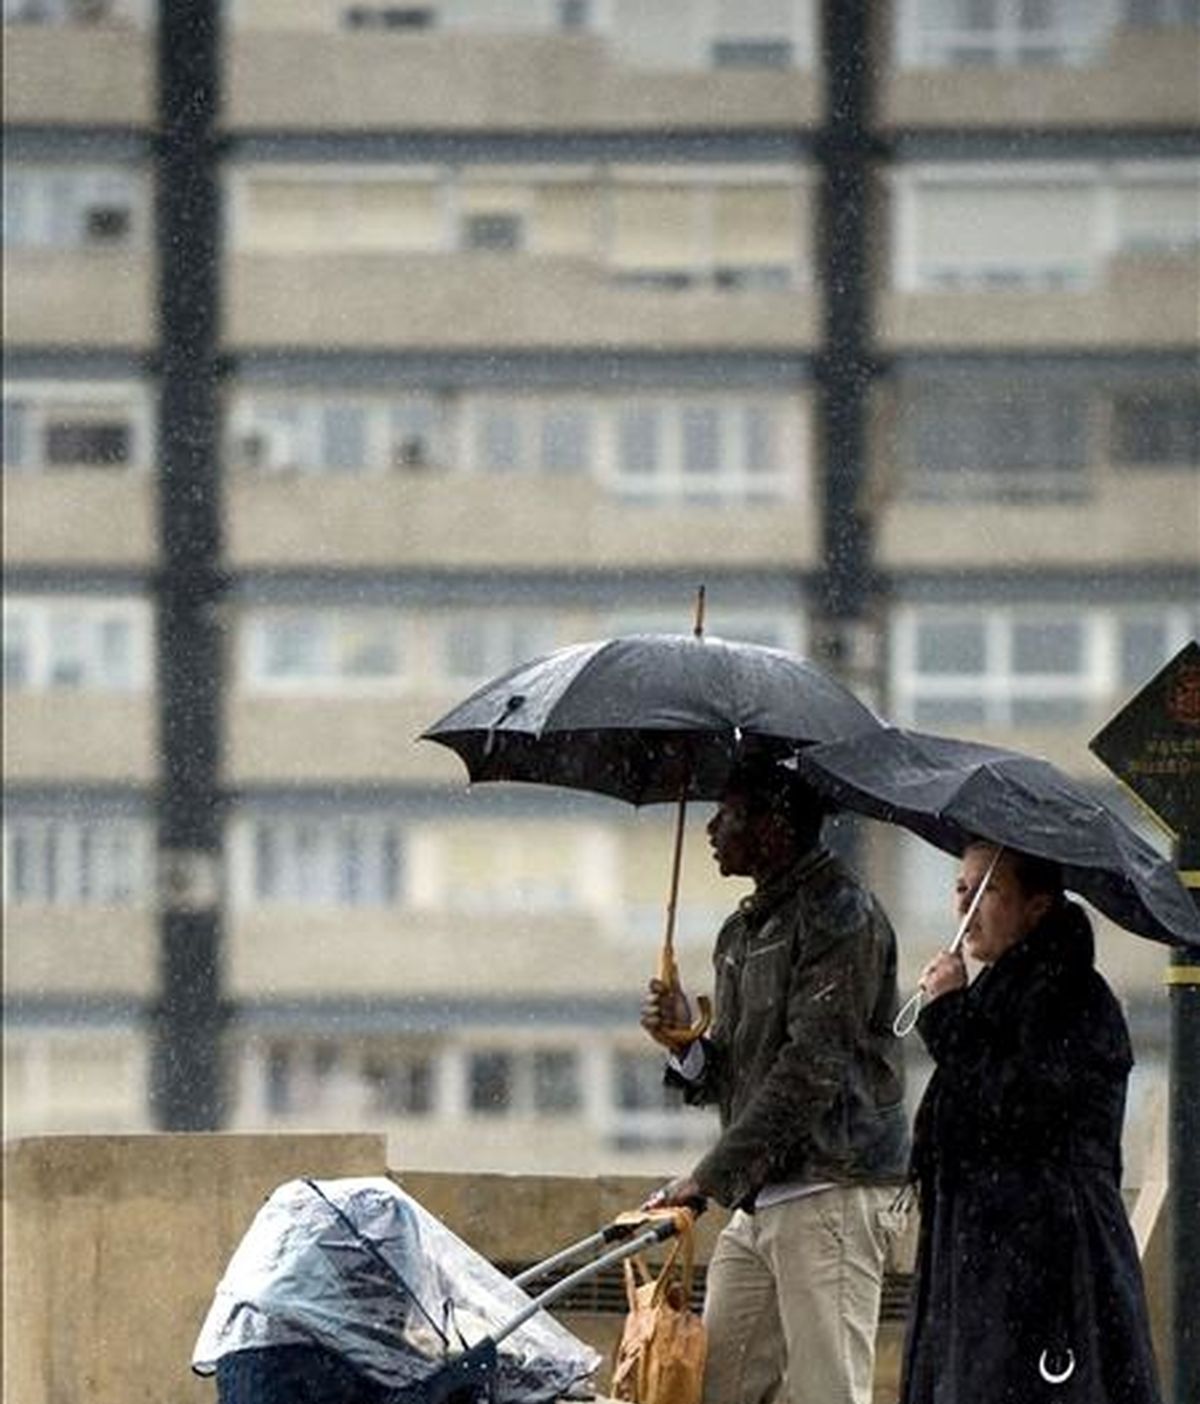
[{"x1": 192, "y1": 1176, "x2": 695, "y2": 1404}]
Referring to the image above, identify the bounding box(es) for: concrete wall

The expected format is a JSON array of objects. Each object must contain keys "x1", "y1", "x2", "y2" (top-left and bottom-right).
[
  {"x1": 1, "y1": 1114, "x2": 1170, "y2": 1403},
  {"x1": 2, "y1": 1134, "x2": 910, "y2": 1404},
  {"x1": 1, "y1": 1134, "x2": 389, "y2": 1404}
]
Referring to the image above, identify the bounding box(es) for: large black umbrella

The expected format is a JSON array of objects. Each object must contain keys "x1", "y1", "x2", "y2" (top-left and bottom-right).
[
  {"x1": 795, "y1": 726, "x2": 1200, "y2": 951},
  {"x1": 422, "y1": 602, "x2": 882, "y2": 1046},
  {"x1": 421, "y1": 632, "x2": 881, "y2": 805}
]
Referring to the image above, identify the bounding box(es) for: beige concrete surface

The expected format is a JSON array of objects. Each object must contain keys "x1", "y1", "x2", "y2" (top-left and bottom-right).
[{"x1": 1, "y1": 1132, "x2": 1166, "y2": 1404}]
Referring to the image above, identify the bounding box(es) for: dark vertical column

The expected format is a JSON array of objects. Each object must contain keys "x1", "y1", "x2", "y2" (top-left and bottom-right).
[
  {"x1": 815, "y1": 2, "x2": 884, "y2": 866},
  {"x1": 1169, "y1": 838, "x2": 1200, "y2": 1404},
  {"x1": 151, "y1": 0, "x2": 227, "y2": 1130},
  {"x1": 815, "y1": 1, "x2": 883, "y2": 684}
]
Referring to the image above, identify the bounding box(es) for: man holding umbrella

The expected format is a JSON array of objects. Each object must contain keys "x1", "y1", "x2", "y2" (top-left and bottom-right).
[{"x1": 640, "y1": 757, "x2": 909, "y2": 1404}]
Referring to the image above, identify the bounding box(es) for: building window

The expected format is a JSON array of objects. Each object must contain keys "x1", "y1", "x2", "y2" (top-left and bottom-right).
[
  {"x1": 2, "y1": 384, "x2": 149, "y2": 473},
  {"x1": 440, "y1": 611, "x2": 557, "y2": 684},
  {"x1": 341, "y1": 5, "x2": 435, "y2": 29},
  {"x1": 893, "y1": 605, "x2": 1199, "y2": 729},
  {"x1": 364, "y1": 1049, "x2": 435, "y2": 1115},
  {"x1": 2, "y1": 166, "x2": 146, "y2": 250},
  {"x1": 230, "y1": 394, "x2": 449, "y2": 477},
  {"x1": 897, "y1": 162, "x2": 1197, "y2": 292},
  {"x1": 902, "y1": 378, "x2": 1089, "y2": 501},
  {"x1": 711, "y1": 37, "x2": 793, "y2": 67},
  {"x1": 3, "y1": 0, "x2": 148, "y2": 21},
  {"x1": 3, "y1": 814, "x2": 152, "y2": 907},
  {"x1": 468, "y1": 1050, "x2": 513, "y2": 1114},
  {"x1": 610, "y1": 178, "x2": 805, "y2": 293},
  {"x1": 244, "y1": 609, "x2": 405, "y2": 691},
  {"x1": 609, "y1": 1050, "x2": 710, "y2": 1151},
  {"x1": 900, "y1": 0, "x2": 1109, "y2": 67},
  {"x1": 2, "y1": 597, "x2": 148, "y2": 692},
  {"x1": 606, "y1": 607, "x2": 803, "y2": 654},
  {"x1": 462, "y1": 211, "x2": 524, "y2": 252},
  {"x1": 242, "y1": 814, "x2": 405, "y2": 908},
  {"x1": 541, "y1": 407, "x2": 592, "y2": 476},
  {"x1": 437, "y1": 824, "x2": 580, "y2": 914},
  {"x1": 1122, "y1": 0, "x2": 1200, "y2": 30},
  {"x1": 1112, "y1": 389, "x2": 1200, "y2": 467},
  {"x1": 1114, "y1": 172, "x2": 1200, "y2": 256},
  {"x1": 556, "y1": 0, "x2": 590, "y2": 30},
  {"x1": 257, "y1": 1038, "x2": 437, "y2": 1118},
  {"x1": 532, "y1": 1050, "x2": 582, "y2": 1113},
  {"x1": 899, "y1": 171, "x2": 1097, "y2": 291},
  {"x1": 612, "y1": 399, "x2": 792, "y2": 502}
]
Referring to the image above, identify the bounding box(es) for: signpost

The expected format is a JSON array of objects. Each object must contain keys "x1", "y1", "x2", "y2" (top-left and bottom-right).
[{"x1": 1091, "y1": 639, "x2": 1200, "y2": 1404}]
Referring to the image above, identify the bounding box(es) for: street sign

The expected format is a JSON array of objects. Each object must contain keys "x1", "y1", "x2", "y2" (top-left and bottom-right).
[
  {"x1": 1093, "y1": 639, "x2": 1200, "y2": 1404},
  {"x1": 1090, "y1": 639, "x2": 1200, "y2": 872}
]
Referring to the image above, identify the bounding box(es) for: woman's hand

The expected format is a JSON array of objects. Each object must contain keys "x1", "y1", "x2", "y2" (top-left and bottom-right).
[
  {"x1": 640, "y1": 978, "x2": 694, "y2": 1049},
  {"x1": 919, "y1": 949, "x2": 967, "y2": 1003}
]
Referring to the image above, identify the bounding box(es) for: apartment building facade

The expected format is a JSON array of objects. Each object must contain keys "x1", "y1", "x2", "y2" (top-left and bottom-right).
[{"x1": 4, "y1": 0, "x2": 1198, "y2": 1177}]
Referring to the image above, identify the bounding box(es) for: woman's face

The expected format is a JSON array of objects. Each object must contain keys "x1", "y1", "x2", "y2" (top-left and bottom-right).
[{"x1": 955, "y1": 845, "x2": 1051, "y2": 965}]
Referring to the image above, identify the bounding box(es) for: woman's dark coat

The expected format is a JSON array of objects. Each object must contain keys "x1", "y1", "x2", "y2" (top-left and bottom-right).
[{"x1": 900, "y1": 900, "x2": 1163, "y2": 1404}]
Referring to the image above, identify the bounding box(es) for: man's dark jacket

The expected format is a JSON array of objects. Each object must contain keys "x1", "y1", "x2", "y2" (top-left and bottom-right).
[{"x1": 671, "y1": 844, "x2": 909, "y2": 1209}]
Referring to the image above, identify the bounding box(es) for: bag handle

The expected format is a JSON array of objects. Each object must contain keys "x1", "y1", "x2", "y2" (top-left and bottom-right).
[{"x1": 655, "y1": 1221, "x2": 695, "y2": 1307}]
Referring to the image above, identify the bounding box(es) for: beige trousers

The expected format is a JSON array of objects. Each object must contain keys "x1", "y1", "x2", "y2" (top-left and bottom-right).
[{"x1": 700, "y1": 1185, "x2": 895, "y2": 1404}]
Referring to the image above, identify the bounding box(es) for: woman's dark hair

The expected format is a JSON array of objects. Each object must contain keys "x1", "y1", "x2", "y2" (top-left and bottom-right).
[
  {"x1": 966, "y1": 840, "x2": 1063, "y2": 899},
  {"x1": 1008, "y1": 849, "x2": 1064, "y2": 899}
]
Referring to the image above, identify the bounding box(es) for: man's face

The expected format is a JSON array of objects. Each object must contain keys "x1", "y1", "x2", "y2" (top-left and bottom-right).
[{"x1": 706, "y1": 791, "x2": 762, "y2": 878}]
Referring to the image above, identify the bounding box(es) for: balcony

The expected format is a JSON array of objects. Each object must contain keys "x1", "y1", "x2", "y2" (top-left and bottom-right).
[
  {"x1": 225, "y1": 32, "x2": 819, "y2": 134},
  {"x1": 884, "y1": 29, "x2": 1200, "y2": 130},
  {"x1": 222, "y1": 472, "x2": 817, "y2": 573},
  {"x1": 225, "y1": 251, "x2": 818, "y2": 352},
  {"x1": 874, "y1": 466, "x2": 1200, "y2": 571},
  {"x1": 1, "y1": 22, "x2": 154, "y2": 127},
  {"x1": 2, "y1": 250, "x2": 155, "y2": 348},
  {"x1": 878, "y1": 252, "x2": 1200, "y2": 350},
  {"x1": 3, "y1": 692, "x2": 158, "y2": 782},
  {"x1": 2, "y1": 473, "x2": 157, "y2": 566},
  {"x1": 226, "y1": 907, "x2": 661, "y2": 1001},
  {"x1": 3, "y1": 908, "x2": 157, "y2": 997}
]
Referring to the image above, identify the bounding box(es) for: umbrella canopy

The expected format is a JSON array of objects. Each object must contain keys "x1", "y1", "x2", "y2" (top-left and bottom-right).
[
  {"x1": 421, "y1": 632, "x2": 882, "y2": 805},
  {"x1": 795, "y1": 726, "x2": 1200, "y2": 950}
]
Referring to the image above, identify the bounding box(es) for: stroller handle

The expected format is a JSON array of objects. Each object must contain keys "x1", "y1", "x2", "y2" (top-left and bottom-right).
[{"x1": 497, "y1": 1208, "x2": 698, "y2": 1346}]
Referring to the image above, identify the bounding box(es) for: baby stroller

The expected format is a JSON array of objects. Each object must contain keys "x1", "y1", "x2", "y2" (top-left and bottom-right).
[{"x1": 193, "y1": 1176, "x2": 694, "y2": 1404}]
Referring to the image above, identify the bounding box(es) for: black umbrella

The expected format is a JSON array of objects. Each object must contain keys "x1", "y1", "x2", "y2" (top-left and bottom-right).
[
  {"x1": 422, "y1": 592, "x2": 882, "y2": 1046},
  {"x1": 794, "y1": 726, "x2": 1200, "y2": 951},
  {"x1": 421, "y1": 632, "x2": 881, "y2": 805}
]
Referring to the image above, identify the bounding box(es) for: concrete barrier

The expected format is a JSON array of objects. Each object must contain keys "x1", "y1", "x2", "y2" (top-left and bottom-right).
[
  {"x1": 2, "y1": 1132, "x2": 1165, "y2": 1404},
  {"x1": 2, "y1": 1133, "x2": 387, "y2": 1404}
]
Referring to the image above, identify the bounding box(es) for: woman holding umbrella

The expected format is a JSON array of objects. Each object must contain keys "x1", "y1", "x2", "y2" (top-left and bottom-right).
[{"x1": 901, "y1": 839, "x2": 1164, "y2": 1404}]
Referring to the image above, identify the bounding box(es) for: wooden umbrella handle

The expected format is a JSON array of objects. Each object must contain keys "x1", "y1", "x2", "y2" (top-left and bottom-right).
[
  {"x1": 655, "y1": 750, "x2": 712, "y2": 1051},
  {"x1": 657, "y1": 942, "x2": 712, "y2": 1051},
  {"x1": 650, "y1": 583, "x2": 713, "y2": 1052}
]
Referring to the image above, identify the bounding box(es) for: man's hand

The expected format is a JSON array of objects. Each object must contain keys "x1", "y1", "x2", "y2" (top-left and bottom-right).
[
  {"x1": 640, "y1": 978, "x2": 694, "y2": 1049},
  {"x1": 643, "y1": 1175, "x2": 707, "y2": 1212},
  {"x1": 919, "y1": 949, "x2": 967, "y2": 1003}
]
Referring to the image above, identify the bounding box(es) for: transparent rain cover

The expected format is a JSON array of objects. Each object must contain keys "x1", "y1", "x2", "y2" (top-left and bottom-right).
[{"x1": 192, "y1": 1176, "x2": 600, "y2": 1401}]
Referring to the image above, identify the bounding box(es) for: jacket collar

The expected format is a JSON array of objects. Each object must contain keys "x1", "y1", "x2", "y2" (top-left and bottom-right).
[{"x1": 737, "y1": 844, "x2": 832, "y2": 921}]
